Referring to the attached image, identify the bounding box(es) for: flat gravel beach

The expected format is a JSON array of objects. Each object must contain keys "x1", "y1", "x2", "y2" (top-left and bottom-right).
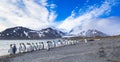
[{"x1": 1, "y1": 38, "x2": 120, "y2": 62}]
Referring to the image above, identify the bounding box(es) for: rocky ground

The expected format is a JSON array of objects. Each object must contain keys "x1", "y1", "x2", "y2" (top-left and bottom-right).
[{"x1": 1, "y1": 37, "x2": 120, "y2": 62}]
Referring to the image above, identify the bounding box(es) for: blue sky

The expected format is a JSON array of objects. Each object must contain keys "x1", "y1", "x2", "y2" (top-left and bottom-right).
[
  {"x1": 46, "y1": 0, "x2": 120, "y2": 21},
  {"x1": 0, "y1": 0, "x2": 120, "y2": 35},
  {"x1": 53, "y1": 0, "x2": 104, "y2": 21}
]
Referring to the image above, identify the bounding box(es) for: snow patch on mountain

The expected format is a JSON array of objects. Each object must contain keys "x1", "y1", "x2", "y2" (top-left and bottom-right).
[
  {"x1": 0, "y1": 26, "x2": 65, "y2": 39},
  {"x1": 81, "y1": 29, "x2": 108, "y2": 37},
  {"x1": 69, "y1": 28, "x2": 108, "y2": 37}
]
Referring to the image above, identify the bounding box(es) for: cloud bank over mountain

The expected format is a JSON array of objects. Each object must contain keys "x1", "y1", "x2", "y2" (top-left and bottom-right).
[
  {"x1": 58, "y1": 0, "x2": 120, "y2": 35},
  {"x1": 0, "y1": 0, "x2": 120, "y2": 35},
  {"x1": 0, "y1": 0, "x2": 57, "y2": 31}
]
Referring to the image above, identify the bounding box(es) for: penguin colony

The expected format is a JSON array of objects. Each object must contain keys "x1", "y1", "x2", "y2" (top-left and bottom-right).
[{"x1": 8, "y1": 40, "x2": 79, "y2": 55}]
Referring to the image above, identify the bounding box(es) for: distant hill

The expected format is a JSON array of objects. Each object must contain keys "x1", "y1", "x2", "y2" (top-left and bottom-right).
[
  {"x1": 0, "y1": 26, "x2": 65, "y2": 39},
  {"x1": 69, "y1": 29, "x2": 108, "y2": 37},
  {"x1": 0, "y1": 26, "x2": 109, "y2": 39},
  {"x1": 80, "y1": 29, "x2": 108, "y2": 37}
]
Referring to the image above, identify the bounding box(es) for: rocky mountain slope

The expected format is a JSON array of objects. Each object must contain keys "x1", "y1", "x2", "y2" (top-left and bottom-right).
[{"x1": 0, "y1": 26, "x2": 65, "y2": 39}]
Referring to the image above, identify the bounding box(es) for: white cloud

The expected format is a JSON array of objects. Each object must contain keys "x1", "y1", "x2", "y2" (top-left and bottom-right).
[
  {"x1": 49, "y1": 4, "x2": 57, "y2": 9},
  {"x1": 0, "y1": 24, "x2": 8, "y2": 31},
  {"x1": 58, "y1": 0, "x2": 118, "y2": 35},
  {"x1": 0, "y1": 0, "x2": 57, "y2": 31},
  {"x1": 39, "y1": 0, "x2": 48, "y2": 6},
  {"x1": 48, "y1": 11, "x2": 57, "y2": 22},
  {"x1": 72, "y1": 16, "x2": 120, "y2": 35},
  {"x1": 89, "y1": 17, "x2": 120, "y2": 35}
]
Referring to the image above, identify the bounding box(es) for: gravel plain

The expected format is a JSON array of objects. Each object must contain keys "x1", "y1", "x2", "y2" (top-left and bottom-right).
[{"x1": 1, "y1": 38, "x2": 120, "y2": 62}]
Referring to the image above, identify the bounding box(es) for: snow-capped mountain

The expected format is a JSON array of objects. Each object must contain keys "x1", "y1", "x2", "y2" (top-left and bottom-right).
[
  {"x1": 0, "y1": 26, "x2": 108, "y2": 39},
  {"x1": 69, "y1": 28, "x2": 108, "y2": 37},
  {"x1": 0, "y1": 26, "x2": 65, "y2": 39},
  {"x1": 79, "y1": 29, "x2": 108, "y2": 37}
]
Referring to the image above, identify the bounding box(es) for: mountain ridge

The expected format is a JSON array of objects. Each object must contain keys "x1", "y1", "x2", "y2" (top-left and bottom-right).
[
  {"x1": 0, "y1": 26, "x2": 108, "y2": 39},
  {"x1": 0, "y1": 26, "x2": 64, "y2": 39}
]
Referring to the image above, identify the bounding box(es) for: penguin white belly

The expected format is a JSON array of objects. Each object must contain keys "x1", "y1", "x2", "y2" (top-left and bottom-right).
[
  {"x1": 22, "y1": 46, "x2": 26, "y2": 52},
  {"x1": 26, "y1": 45, "x2": 31, "y2": 52},
  {"x1": 8, "y1": 48, "x2": 14, "y2": 55},
  {"x1": 19, "y1": 47, "x2": 23, "y2": 53}
]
